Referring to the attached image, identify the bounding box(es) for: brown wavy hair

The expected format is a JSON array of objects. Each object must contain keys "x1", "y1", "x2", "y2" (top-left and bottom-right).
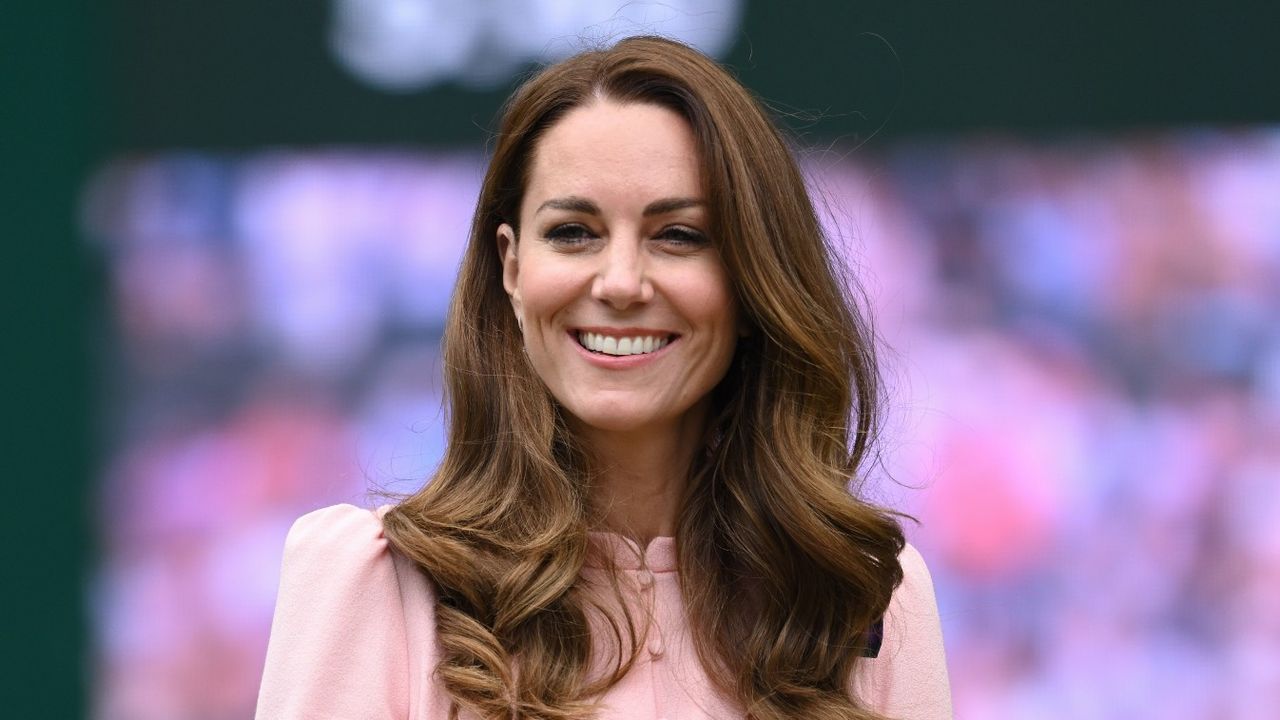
[{"x1": 382, "y1": 35, "x2": 906, "y2": 720}]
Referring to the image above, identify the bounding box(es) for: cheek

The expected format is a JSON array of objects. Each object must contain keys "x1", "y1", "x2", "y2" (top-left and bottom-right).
[
  {"x1": 516, "y1": 254, "x2": 581, "y2": 321},
  {"x1": 681, "y1": 268, "x2": 739, "y2": 333}
]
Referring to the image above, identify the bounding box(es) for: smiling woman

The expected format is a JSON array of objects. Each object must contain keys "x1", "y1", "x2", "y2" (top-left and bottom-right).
[
  {"x1": 256, "y1": 36, "x2": 950, "y2": 720},
  {"x1": 498, "y1": 101, "x2": 740, "y2": 482}
]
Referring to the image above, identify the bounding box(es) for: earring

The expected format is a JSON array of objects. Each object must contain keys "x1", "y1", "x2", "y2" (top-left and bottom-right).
[{"x1": 516, "y1": 316, "x2": 524, "y2": 332}]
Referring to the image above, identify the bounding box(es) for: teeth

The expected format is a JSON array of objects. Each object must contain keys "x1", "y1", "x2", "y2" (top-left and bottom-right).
[{"x1": 578, "y1": 332, "x2": 671, "y2": 356}]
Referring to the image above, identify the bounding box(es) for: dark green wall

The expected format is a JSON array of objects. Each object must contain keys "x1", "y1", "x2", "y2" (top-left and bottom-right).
[
  {"x1": 3, "y1": 2, "x2": 98, "y2": 717},
  {"x1": 108, "y1": 1, "x2": 1279, "y2": 151}
]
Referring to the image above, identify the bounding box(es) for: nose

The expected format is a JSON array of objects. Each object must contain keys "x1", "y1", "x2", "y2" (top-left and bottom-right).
[{"x1": 591, "y1": 236, "x2": 653, "y2": 310}]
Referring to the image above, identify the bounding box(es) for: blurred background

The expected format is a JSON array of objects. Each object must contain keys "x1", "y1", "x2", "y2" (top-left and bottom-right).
[{"x1": 10, "y1": 1, "x2": 1280, "y2": 718}]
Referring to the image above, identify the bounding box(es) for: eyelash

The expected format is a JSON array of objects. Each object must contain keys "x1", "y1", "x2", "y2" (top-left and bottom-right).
[
  {"x1": 543, "y1": 224, "x2": 708, "y2": 248},
  {"x1": 659, "y1": 226, "x2": 708, "y2": 247},
  {"x1": 544, "y1": 223, "x2": 595, "y2": 244}
]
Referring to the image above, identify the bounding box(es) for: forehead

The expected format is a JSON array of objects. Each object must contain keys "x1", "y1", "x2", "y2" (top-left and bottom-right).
[{"x1": 523, "y1": 100, "x2": 703, "y2": 213}]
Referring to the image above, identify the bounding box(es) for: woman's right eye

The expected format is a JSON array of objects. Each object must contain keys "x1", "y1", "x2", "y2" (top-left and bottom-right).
[{"x1": 544, "y1": 223, "x2": 596, "y2": 245}]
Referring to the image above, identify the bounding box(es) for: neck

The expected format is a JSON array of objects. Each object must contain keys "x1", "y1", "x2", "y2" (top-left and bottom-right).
[{"x1": 576, "y1": 403, "x2": 708, "y2": 545}]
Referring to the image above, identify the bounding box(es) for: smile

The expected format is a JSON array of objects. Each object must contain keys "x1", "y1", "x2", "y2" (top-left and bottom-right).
[{"x1": 576, "y1": 331, "x2": 675, "y2": 356}]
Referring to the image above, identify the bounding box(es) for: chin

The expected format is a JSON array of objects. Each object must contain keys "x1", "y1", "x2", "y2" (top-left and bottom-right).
[{"x1": 569, "y1": 411, "x2": 656, "y2": 434}]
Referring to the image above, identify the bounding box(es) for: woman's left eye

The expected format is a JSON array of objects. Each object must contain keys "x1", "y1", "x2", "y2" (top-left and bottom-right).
[{"x1": 656, "y1": 226, "x2": 709, "y2": 248}]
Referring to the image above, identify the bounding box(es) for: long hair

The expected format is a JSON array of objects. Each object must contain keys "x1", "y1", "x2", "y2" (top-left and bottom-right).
[{"x1": 382, "y1": 36, "x2": 905, "y2": 720}]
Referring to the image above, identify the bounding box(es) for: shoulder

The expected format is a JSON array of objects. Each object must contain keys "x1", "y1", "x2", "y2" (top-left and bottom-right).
[
  {"x1": 275, "y1": 502, "x2": 437, "y2": 619},
  {"x1": 256, "y1": 503, "x2": 421, "y2": 719},
  {"x1": 854, "y1": 542, "x2": 953, "y2": 719},
  {"x1": 272, "y1": 503, "x2": 411, "y2": 608},
  {"x1": 281, "y1": 503, "x2": 391, "y2": 567},
  {"x1": 892, "y1": 542, "x2": 941, "y2": 626}
]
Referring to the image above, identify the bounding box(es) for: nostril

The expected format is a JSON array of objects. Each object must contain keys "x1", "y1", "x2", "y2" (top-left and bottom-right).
[{"x1": 592, "y1": 281, "x2": 650, "y2": 310}]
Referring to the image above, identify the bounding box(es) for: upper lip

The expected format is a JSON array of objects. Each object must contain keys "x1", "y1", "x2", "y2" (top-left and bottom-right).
[{"x1": 572, "y1": 326, "x2": 678, "y2": 337}]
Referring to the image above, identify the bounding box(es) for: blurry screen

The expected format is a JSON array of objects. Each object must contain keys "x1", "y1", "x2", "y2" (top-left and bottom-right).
[
  {"x1": 328, "y1": 0, "x2": 741, "y2": 91},
  {"x1": 83, "y1": 131, "x2": 1280, "y2": 718}
]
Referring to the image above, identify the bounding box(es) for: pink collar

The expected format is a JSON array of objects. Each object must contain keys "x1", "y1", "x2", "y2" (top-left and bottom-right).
[{"x1": 585, "y1": 531, "x2": 678, "y2": 573}]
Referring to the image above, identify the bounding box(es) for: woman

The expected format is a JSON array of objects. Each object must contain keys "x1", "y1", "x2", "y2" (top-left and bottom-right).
[{"x1": 257, "y1": 36, "x2": 950, "y2": 720}]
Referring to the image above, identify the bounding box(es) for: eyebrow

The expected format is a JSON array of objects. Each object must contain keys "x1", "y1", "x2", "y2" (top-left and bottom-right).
[{"x1": 534, "y1": 195, "x2": 705, "y2": 217}]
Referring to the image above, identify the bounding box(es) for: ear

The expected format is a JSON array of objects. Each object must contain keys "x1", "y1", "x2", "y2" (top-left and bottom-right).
[{"x1": 496, "y1": 223, "x2": 522, "y2": 317}]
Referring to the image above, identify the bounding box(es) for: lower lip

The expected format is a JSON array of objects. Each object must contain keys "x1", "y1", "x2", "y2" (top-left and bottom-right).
[{"x1": 569, "y1": 332, "x2": 677, "y2": 368}]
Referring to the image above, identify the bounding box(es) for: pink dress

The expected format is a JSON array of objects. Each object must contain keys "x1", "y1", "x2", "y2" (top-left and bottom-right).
[{"x1": 256, "y1": 504, "x2": 952, "y2": 719}]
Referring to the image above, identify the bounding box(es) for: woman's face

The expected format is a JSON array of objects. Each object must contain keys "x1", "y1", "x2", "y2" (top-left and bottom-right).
[{"x1": 498, "y1": 100, "x2": 740, "y2": 438}]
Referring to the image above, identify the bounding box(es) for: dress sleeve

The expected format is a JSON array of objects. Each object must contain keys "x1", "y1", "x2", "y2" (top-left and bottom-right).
[
  {"x1": 854, "y1": 543, "x2": 953, "y2": 720},
  {"x1": 256, "y1": 504, "x2": 411, "y2": 720}
]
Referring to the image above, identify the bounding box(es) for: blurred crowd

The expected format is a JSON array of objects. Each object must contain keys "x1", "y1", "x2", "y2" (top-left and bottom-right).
[{"x1": 83, "y1": 129, "x2": 1280, "y2": 719}]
